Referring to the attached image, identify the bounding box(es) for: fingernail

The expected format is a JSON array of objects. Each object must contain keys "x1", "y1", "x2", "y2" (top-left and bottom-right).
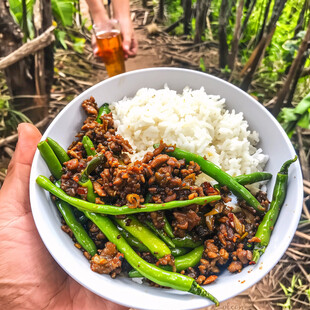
[{"x1": 17, "y1": 123, "x2": 24, "y2": 135}]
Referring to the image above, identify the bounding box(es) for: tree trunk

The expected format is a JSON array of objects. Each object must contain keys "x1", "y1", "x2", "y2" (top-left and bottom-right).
[
  {"x1": 294, "y1": 0, "x2": 307, "y2": 37},
  {"x1": 286, "y1": 53, "x2": 308, "y2": 107},
  {"x1": 240, "y1": 0, "x2": 257, "y2": 39},
  {"x1": 0, "y1": 0, "x2": 53, "y2": 124},
  {"x1": 219, "y1": 0, "x2": 232, "y2": 68},
  {"x1": 272, "y1": 19, "x2": 310, "y2": 116},
  {"x1": 240, "y1": 0, "x2": 288, "y2": 91},
  {"x1": 183, "y1": 0, "x2": 192, "y2": 35},
  {"x1": 157, "y1": 0, "x2": 165, "y2": 22},
  {"x1": 228, "y1": 0, "x2": 244, "y2": 70},
  {"x1": 194, "y1": 0, "x2": 211, "y2": 44},
  {"x1": 255, "y1": 0, "x2": 272, "y2": 46}
]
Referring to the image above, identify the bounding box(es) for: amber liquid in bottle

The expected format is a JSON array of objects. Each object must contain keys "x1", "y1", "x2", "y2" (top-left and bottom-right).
[{"x1": 96, "y1": 30, "x2": 125, "y2": 77}]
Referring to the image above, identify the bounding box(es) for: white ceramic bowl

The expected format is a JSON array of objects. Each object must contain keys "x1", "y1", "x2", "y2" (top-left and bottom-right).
[{"x1": 30, "y1": 68, "x2": 303, "y2": 310}]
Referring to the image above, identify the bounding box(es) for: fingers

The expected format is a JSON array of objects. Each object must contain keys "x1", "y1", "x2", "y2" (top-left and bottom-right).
[
  {"x1": 122, "y1": 31, "x2": 138, "y2": 59},
  {"x1": 0, "y1": 123, "x2": 42, "y2": 215},
  {"x1": 91, "y1": 33, "x2": 100, "y2": 58},
  {"x1": 123, "y1": 36, "x2": 138, "y2": 58}
]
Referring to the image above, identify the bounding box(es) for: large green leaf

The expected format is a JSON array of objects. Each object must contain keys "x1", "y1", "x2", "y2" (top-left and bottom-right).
[{"x1": 51, "y1": 0, "x2": 75, "y2": 27}]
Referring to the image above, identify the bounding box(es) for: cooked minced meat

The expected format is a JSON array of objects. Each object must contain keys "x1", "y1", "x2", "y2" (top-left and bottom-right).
[
  {"x1": 90, "y1": 242, "x2": 124, "y2": 278},
  {"x1": 59, "y1": 97, "x2": 267, "y2": 283}
]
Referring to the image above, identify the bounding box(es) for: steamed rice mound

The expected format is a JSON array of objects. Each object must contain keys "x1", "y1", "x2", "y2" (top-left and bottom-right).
[{"x1": 111, "y1": 86, "x2": 268, "y2": 176}]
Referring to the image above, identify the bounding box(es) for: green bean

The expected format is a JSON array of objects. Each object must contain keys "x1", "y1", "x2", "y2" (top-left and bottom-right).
[
  {"x1": 46, "y1": 137, "x2": 70, "y2": 164},
  {"x1": 55, "y1": 200, "x2": 97, "y2": 256},
  {"x1": 79, "y1": 179, "x2": 97, "y2": 203},
  {"x1": 116, "y1": 225, "x2": 149, "y2": 252},
  {"x1": 234, "y1": 172, "x2": 272, "y2": 185},
  {"x1": 145, "y1": 220, "x2": 176, "y2": 248},
  {"x1": 73, "y1": 208, "x2": 88, "y2": 225},
  {"x1": 172, "y1": 235, "x2": 203, "y2": 248},
  {"x1": 79, "y1": 154, "x2": 105, "y2": 183},
  {"x1": 36, "y1": 176, "x2": 221, "y2": 215},
  {"x1": 115, "y1": 216, "x2": 171, "y2": 259},
  {"x1": 163, "y1": 214, "x2": 175, "y2": 238},
  {"x1": 174, "y1": 245, "x2": 204, "y2": 271},
  {"x1": 78, "y1": 154, "x2": 105, "y2": 202},
  {"x1": 82, "y1": 135, "x2": 96, "y2": 157},
  {"x1": 156, "y1": 144, "x2": 265, "y2": 213},
  {"x1": 171, "y1": 247, "x2": 190, "y2": 257},
  {"x1": 84, "y1": 212, "x2": 219, "y2": 305},
  {"x1": 37, "y1": 141, "x2": 63, "y2": 179},
  {"x1": 129, "y1": 245, "x2": 204, "y2": 277},
  {"x1": 96, "y1": 103, "x2": 111, "y2": 123},
  {"x1": 252, "y1": 156, "x2": 297, "y2": 263}
]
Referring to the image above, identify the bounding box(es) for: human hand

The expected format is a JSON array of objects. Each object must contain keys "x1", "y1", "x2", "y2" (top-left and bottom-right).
[
  {"x1": 118, "y1": 17, "x2": 138, "y2": 59},
  {"x1": 0, "y1": 123, "x2": 127, "y2": 310},
  {"x1": 91, "y1": 19, "x2": 138, "y2": 60}
]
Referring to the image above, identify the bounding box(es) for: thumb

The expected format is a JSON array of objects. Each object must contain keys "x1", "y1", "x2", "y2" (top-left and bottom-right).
[
  {"x1": 13, "y1": 123, "x2": 42, "y2": 166},
  {"x1": 0, "y1": 123, "x2": 42, "y2": 215}
]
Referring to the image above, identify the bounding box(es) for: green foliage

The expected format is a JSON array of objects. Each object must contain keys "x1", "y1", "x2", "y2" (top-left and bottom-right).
[
  {"x1": 9, "y1": 0, "x2": 35, "y2": 40},
  {"x1": 70, "y1": 35, "x2": 86, "y2": 54},
  {"x1": 0, "y1": 96, "x2": 32, "y2": 138},
  {"x1": 278, "y1": 91, "x2": 310, "y2": 137},
  {"x1": 277, "y1": 275, "x2": 298, "y2": 309},
  {"x1": 199, "y1": 57, "x2": 206, "y2": 72},
  {"x1": 51, "y1": 0, "x2": 75, "y2": 27},
  {"x1": 165, "y1": 0, "x2": 184, "y2": 24},
  {"x1": 54, "y1": 29, "x2": 68, "y2": 49},
  {"x1": 277, "y1": 276, "x2": 310, "y2": 309},
  {"x1": 8, "y1": 0, "x2": 86, "y2": 53}
]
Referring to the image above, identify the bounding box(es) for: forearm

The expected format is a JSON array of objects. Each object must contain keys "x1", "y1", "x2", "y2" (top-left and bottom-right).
[
  {"x1": 111, "y1": 0, "x2": 131, "y2": 21},
  {"x1": 85, "y1": 0, "x2": 109, "y2": 25}
]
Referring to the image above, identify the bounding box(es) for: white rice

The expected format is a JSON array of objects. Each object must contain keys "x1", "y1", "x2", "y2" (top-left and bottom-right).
[{"x1": 111, "y1": 86, "x2": 268, "y2": 178}]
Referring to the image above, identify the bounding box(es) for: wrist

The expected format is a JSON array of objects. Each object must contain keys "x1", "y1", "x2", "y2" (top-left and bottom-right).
[{"x1": 91, "y1": 11, "x2": 109, "y2": 27}]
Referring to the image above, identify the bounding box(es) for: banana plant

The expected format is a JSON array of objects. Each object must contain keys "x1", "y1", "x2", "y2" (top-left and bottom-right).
[{"x1": 8, "y1": 0, "x2": 84, "y2": 53}]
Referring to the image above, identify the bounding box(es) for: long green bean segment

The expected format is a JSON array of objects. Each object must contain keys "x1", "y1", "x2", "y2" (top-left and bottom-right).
[
  {"x1": 37, "y1": 141, "x2": 63, "y2": 179},
  {"x1": 96, "y1": 103, "x2": 111, "y2": 123},
  {"x1": 163, "y1": 214, "x2": 175, "y2": 238},
  {"x1": 116, "y1": 225, "x2": 149, "y2": 252},
  {"x1": 129, "y1": 245, "x2": 204, "y2": 277},
  {"x1": 46, "y1": 137, "x2": 70, "y2": 164},
  {"x1": 55, "y1": 200, "x2": 97, "y2": 256},
  {"x1": 115, "y1": 216, "x2": 171, "y2": 259},
  {"x1": 234, "y1": 172, "x2": 272, "y2": 185},
  {"x1": 85, "y1": 212, "x2": 219, "y2": 305},
  {"x1": 82, "y1": 135, "x2": 96, "y2": 157},
  {"x1": 156, "y1": 144, "x2": 265, "y2": 213},
  {"x1": 172, "y1": 235, "x2": 203, "y2": 248},
  {"x1": 145, "y1": 220, "x2": 176, "y2": 248},
  {"x1": 252, "y1": 156, "x2": 297, "y2": 263},
  {"x1": 36, "y1": 175, "x2": 221, "y2": 215}
]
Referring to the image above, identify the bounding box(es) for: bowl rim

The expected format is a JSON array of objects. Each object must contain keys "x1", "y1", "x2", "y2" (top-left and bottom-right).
[{"x1": 29, "y1": 67, "x2": 304, "y2": 310}]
